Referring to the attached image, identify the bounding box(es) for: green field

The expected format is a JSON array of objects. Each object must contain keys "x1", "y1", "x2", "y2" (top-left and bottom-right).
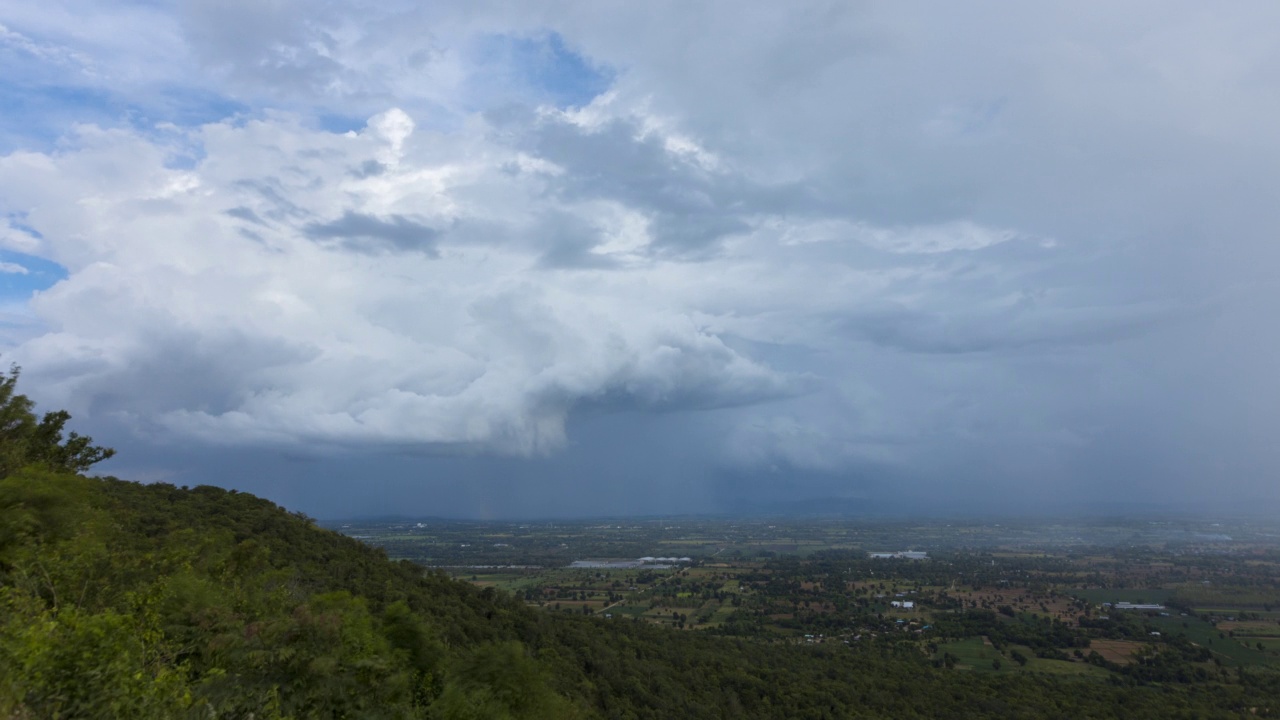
[
  {"x1": 1194, "y1": 608, "x2": 1280, "y2": 619},
  {"x1": 605, "y1": 604, "x2": 647, "y2": 618},
  {"x1": 1147, "y1": 615, "x2": 1277, "y2": 667},
  {"x1": 342, "y1": 514, "x2": 1280, "y2": 692},
  {"x1": 1070, "y1": 588, "x2": 1173, "y2": 605},
  {"x1": 1249, "y1": 638, "x2": 1280, "y2": 651},
  {"x1": 934, "y1": 639, "x2": 1103, "y2": 677},
  {"x1": 935, "y1": 638, "x2": 1003, "y2": 672},
  {"x1": 1015, "y1": 648, "x2": 1108, "y2": 677}
]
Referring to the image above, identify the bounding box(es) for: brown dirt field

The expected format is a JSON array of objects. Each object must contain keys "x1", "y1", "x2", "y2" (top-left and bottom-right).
[
  {"x1": 1220, "y1": 621, "x2": 1280, "y2": 637},
  {"x1": 1090, "y1": 640, "x2": 1144, "y2": 665}
]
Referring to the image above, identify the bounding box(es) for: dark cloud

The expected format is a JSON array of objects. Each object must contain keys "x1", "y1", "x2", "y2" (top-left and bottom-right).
[
  {"x1": 842, "y1": 303, "x2": 1168, "y2": 355},
  {"x1": 508, "y1": 114, "x2": 780, "y2": 257},
  {"x1": 25, "y1": 326, "x2": 318, "y2": 421},
  {"x1": 225, "y1": 206, "x2": 265, "y2": 225},
  {"x1": 303, "y1": 210, "x2": 441, "y2": 256},
  {"x1": 4, "y1": 0, "x2": 1280, "y2": 520},
  {"x1": 527, "y1": 211, "x2": 619, "y2": 269},
  {"x1": 348, "y1": 160, "x2": 386, "y2": 178},
  {"x1": 233, "y1": 179, "x2": 308, "y2": 222}
]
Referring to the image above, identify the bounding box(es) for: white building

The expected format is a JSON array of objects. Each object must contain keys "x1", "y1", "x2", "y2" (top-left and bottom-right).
[
  {"x1": 869, "y1": 551, "x2": 928, "y2": 560},
  {"x1": 1114, "y1": 602, "x2": 1165, "y2": 611}
]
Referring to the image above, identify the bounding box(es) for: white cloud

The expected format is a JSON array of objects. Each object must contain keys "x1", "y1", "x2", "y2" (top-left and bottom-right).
[
  {"x1": 0, "y1": 99, "x2": 1166, "y2": 473},
  {"x1": 0, "y1": 22, "x2": 89, "y2": 69},
  {"x1": 1, "y1": 0, "x2": 1277, "y2": 507},
  {"x1": 0, "y1": 109, "x2": 811, "y2": 454}
]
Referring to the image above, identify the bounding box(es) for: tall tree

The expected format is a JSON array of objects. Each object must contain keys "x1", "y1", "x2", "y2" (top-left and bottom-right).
[{"x1": 0, "y1": 366, "x2": 114, "y2": 477}]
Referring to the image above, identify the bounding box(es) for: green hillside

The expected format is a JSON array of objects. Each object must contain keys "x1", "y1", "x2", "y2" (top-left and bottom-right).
[{"x1": 2, "y1": 370, "x2": 1279, "y2": 718}]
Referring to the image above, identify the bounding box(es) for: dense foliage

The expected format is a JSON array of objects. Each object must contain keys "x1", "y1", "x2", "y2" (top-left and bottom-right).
[
  {"x1": 0, "y1": 366, "x2": 115, "y2": 477},
  {"x1": 2, "y1": 373, "x2": 1279, "y2": 718}
]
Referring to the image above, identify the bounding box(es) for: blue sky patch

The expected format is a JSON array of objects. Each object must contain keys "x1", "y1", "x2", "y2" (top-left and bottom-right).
[
  {"x1": 0, "y1": 77, "x2": 245, "y2": 155},
  {"x1": 470, "y1": 32, "x2": 615, "y2": 110},
  {"x1": 0, "y1": 248, "x2": 68, "y2": 301},
  {"x1": 317, "y1": 113, "x2": 369, "y2": 135},
  {"x1": 0, "y1": 82, "x2": 118, "y2": 152},
  {"x1": 147, "y1": 86, "x2": 246, "y2": 129}
]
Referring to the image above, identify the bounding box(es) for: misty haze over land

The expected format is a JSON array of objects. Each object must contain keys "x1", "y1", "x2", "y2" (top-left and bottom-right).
[{"x1": 0, "y1": 2, "x2": 1277, "y2": 518}]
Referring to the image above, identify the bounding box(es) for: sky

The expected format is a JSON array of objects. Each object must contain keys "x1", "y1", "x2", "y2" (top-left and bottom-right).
[{"x1": 0, "y1": 1, "x2": 1277, "y2": 519}]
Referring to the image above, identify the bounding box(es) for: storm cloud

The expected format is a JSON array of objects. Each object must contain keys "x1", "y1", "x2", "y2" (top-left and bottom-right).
[{"x1": 0, "y1": 1, "x2": 1277, "y2": 517}]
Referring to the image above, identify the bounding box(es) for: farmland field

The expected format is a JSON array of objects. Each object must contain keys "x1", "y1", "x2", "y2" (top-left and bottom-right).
[{"x1": 333, "y1": 515, "x2": 1280, "y2": 680}]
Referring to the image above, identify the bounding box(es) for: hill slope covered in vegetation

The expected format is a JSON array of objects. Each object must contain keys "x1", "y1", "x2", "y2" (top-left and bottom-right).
[{"x1": 1, "y1": 369, "x2": 1277, "y2": 718}]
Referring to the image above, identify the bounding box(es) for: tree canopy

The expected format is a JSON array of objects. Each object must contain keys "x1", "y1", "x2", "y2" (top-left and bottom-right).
[{"x1": 0, "y1": 365, "x2": 114, "y2": 478}]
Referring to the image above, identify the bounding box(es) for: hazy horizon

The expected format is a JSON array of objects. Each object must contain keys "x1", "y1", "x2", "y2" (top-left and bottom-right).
[
  {"x1": 317, "y1": 505, "x2": 1280, "y2": 524},
  {"x1": 2, "y1": 2, "x2": 1278, "y2": 519}
]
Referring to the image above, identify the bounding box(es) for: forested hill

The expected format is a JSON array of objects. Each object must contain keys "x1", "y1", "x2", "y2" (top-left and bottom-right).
[
  {"x1": 7, "y1": 475, "x2": 1280, "y2": 719},
  {"x1": 1, "y1": 371, "x2": 1278, "y2": 718}
]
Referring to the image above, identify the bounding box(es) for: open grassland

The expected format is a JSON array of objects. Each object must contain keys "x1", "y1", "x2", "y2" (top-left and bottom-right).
[
  {"x1": 1218, "y1": 620, "x2": 1280, "y2": 637},
  {"x1": 934, "y1": 639, "x2": 1104, "y2": 677},
  {"x1": 1196, "y1": 608, "x2": 1280, "y2": 620},
  {"x1": 1070, "y1": 588, "x2": 1173, "y2": 605},
  {"x1": 1008, "y1": 644, "x2": 1109, "y2": 677},
  {"x1": 1147, "y1": 614, "x2": 1277, "y2": 667},
  {"x1": 1089, "y1": 639, "x2": 1144, "y2": 665},
  {"x1": 936, "y1": 638, "x2": 1000, "y2": 671}
]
